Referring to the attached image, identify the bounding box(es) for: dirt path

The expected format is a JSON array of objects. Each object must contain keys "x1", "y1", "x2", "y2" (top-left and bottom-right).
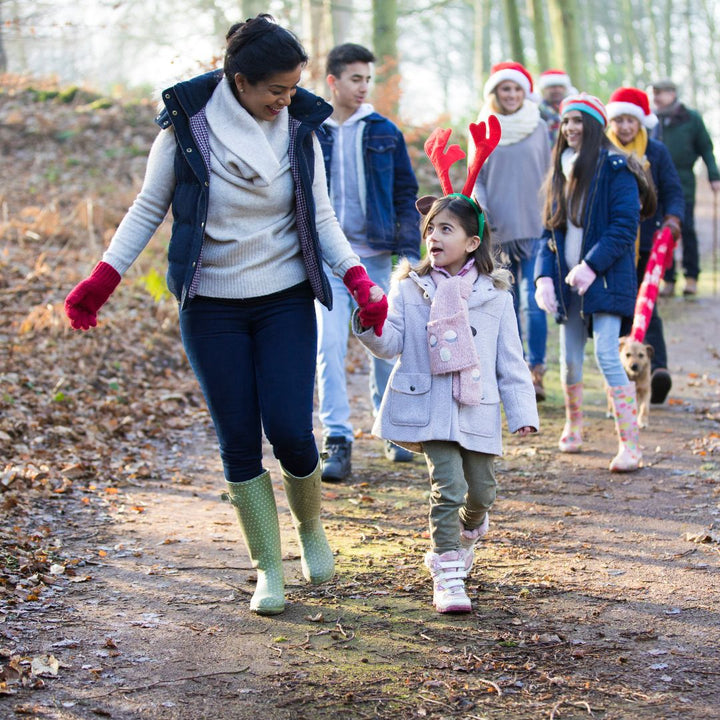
[{"x1": 2, "y1": 197, "x2": 720, "y2": 720}]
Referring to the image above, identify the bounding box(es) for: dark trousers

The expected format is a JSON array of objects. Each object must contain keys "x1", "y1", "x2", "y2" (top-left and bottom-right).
[
  {"x1": 665, "y1": 197, "x2": 699, "y2": 281},
  {"x1": 179, "y1": 290, "x2": 319, "y2": 483},
  {"x1": 637, "y1": 252, "x2": 668, "y2": 370}
]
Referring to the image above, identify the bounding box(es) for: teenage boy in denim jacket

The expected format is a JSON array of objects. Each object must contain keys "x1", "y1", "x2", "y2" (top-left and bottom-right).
[{"x1": 316, "y1": 43, "x2": 421, "y2": 481}]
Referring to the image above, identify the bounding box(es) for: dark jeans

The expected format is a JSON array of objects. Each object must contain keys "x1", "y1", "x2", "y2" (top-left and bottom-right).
[
  {"x1": 665, "y1": 197, "x2": 699, "y2": 281},
  {"x1": 179, "y1": 288, "x2": 319, "y2": 483},
  {"x1": 637, "y1": 252, "x2": 668, "y2": 370}
]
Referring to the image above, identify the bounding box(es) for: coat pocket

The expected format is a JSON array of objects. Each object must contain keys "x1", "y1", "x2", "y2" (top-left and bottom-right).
[
  {"x1": 388, "y1": 373, "x2": 432, "y2": 427},
  {"x1": 458, "y1": 401, "x2": 500, "y2": 437}
]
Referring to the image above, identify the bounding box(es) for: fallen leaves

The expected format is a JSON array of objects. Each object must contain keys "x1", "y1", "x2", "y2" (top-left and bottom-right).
[{"x1": 685, "y1": 523, "x2": 720, "y2": 544}]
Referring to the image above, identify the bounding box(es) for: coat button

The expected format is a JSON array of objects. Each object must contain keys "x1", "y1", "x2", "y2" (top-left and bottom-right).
[
  {"x1": 172, "y1": 110, "x2": 177, "y2": 115},
  {"x1": 410, "y1": 385, "x2": 416, "y2": 391},
  {"x1": 186, "y1": 148, "x2": 192, "y2": 153},
  {"x1": 164, "y1": 93, "x2": 170, "y2": 98}
]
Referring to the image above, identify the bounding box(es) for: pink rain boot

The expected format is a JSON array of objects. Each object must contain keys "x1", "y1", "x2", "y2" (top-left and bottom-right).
[
  {"x1": 559, "y1": 383, "x2": 583, "y2": 453},
  {"x1": 608, "y1": 384, "x2": 642, "y2": 472}
]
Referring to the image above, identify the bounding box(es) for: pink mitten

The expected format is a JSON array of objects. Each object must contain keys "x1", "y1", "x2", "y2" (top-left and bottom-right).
[
  {"x1": 65, "y1": 261, "x2": 121, "y2": 330},
  {"x1": 565, "y1": 261, "x2": 597, "y2": 296},
  {"x1": 535, "y1": 277, "x2": 558, "y2": 314},
  {"x1": 343, "y1": 265, "x2": 387, "y2": 336}
]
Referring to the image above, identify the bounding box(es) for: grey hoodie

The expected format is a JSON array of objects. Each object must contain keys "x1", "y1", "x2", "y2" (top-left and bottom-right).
[{"x1": 323, "y1": 103, "x2": 382, "y2": 257}]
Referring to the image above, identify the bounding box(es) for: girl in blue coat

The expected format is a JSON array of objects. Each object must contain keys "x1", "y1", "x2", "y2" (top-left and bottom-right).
[{"x1": 535, "y1": 93, "x2": 648, "y2": 472}]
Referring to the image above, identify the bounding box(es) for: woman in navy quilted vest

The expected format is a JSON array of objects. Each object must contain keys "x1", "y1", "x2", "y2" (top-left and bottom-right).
[{"x1": 64, "y1": 15, "x2": 388, "y2": 616}]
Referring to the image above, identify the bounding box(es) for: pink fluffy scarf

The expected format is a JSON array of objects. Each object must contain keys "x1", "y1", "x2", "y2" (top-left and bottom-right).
[{"x1": 428, "y1": 262, "x2": 483, "y2": 405}]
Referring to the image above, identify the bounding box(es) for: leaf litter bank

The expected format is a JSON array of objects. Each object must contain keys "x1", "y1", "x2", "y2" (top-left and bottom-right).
[{"x1": 1, "y1": 76, "x2": 720, "y2": 719}]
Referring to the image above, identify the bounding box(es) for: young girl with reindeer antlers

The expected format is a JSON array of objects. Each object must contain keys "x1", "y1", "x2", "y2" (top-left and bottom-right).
[{"x1": 353, "y1": 118, "x2": 539, "y2": 614}]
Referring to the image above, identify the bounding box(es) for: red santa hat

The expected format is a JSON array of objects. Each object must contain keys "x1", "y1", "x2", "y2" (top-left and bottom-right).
[
  {"x1": 483, "y1": 61, "x2": 538, "y2": 101},
  {"x1": 606, "y1": 87, "x2": 658, "y2": 129},
  {"x1": 538, "y1": 69, "x2": 573, "y2": 91}
]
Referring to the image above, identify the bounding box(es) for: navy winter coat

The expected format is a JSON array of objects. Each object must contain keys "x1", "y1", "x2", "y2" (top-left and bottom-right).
[
  {"x1": 641, "y1": 138, "x2": 684, "y2": 253},
  {"x1": 535, "y1": 149, "x2": 640, "y2": 322},
  {"x1": 155, "y1": 70, "x2": 335, "y2": 309}
]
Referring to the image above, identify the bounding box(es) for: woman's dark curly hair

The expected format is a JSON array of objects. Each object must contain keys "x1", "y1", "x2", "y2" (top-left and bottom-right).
[{"x1": 224, "y1": 14, "x2": 308, "y2": 86}]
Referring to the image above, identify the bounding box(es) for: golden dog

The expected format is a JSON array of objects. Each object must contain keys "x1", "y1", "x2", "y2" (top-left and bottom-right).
[{"x1": 615, "y1": 336, "x2": 653, "y2": 428}]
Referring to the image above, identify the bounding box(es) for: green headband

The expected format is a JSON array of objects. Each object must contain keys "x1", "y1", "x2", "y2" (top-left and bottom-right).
[{"x1": 447, "y1": 193, "x2": 485, "y2": 241}]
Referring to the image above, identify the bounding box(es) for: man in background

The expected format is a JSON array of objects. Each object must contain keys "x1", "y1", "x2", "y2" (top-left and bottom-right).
[
  {"x1": 537, "y1": 68, "x2": 576, "y2": 145},
  {"x1": 316, "y1": 43, "x2": 421, "y2": 482}
]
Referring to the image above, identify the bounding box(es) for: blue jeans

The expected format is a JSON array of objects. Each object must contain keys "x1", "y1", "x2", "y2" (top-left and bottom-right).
[
  {"x1": 559, "y1": 292, "x2": 629, "y2": 387},
  {"x1": 507, "y1": 244, "x2": 547, "y2": 367},
  {"x1": 180, "y1": 289, "x2": 319, "y2": 483},
  {"x1": 316, "y1": 254, "x2": 394, "y2": 441}
]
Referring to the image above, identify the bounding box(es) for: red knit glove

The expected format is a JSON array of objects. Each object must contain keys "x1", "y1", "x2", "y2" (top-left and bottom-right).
[
  {"x1": 64, "y1": 261, "x2": 122, "y2": 330},
  {"x1": 343, "y1": 265, "x2": 388, "y2": 336}
]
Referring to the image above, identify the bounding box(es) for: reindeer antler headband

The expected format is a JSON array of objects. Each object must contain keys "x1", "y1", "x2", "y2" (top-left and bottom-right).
[{"x1": 421, "y1": 116, "x2": 502, "y2": 238}]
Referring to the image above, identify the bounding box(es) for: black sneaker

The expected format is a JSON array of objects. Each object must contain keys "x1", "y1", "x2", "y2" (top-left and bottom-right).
[
  {"x1": 321, "y1": 436, "x2": 351, "y2": 482},
  {"x1": 650, "y1": 368, "x2": 672, "y2": 404}
]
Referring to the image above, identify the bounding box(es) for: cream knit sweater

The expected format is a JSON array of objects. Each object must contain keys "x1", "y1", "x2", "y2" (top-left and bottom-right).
[{"x1": 103, "y1": 77, "x2": 359, "y2": 299}]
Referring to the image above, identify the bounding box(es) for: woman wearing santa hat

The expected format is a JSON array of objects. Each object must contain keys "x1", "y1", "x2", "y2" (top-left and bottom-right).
[
  {"x1": 606, "y1": 87, "x2": 685, "y2": 406},
  {"x1": 472, "y1": 61, "x2": 551, "y2": 401}
]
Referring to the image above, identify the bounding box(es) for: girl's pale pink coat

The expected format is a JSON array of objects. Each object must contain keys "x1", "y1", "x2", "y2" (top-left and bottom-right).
[{"x1": 353, "y1": 271, "x2": 539, "y2": 455}]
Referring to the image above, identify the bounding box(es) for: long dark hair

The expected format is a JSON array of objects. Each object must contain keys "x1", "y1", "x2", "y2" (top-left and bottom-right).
[
  {"x1": 543, "y1": 113, "x2": 614, "y2": 229},
  {"x1": 224, "y1": 14, "x2": 308, "y2": 86}
]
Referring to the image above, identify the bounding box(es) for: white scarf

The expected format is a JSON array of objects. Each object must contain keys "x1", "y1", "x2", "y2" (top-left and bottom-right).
[
  {"x1": 477, "y1": 99, "x2": 541, "y2": 146},
  {"x1": 204, "y1": 77, "x2": 290, "y2": 188}
]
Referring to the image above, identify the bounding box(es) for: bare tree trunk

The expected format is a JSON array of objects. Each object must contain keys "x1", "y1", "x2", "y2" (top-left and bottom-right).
[
  {"x1": 502, "y1": 0, "x2": 525, "y2": 63},
  {"x1": 620, "y1": 0, "x2": 643, "y2": 82},
  {"x1": 0, "y1": 2, "x2": 7, "y2": 73},
  {"x1": 548, "y1": 0, "x2": 584, "y2": 88},
  {"x1": 242, "y1": 1, "x2": 269, "y2": 19},
  {"x1": 644, "y1": 0, "x2": 662, "y2": 76},
  {"x1": 473, "y1": 0, "x2": 491, "y2": 99},
  {"x1": 301, "y1": 0, "x2": 331, "y2": 95},
  {"x1": 546, "y1": 0, "x2": 565, "y2": 68},
  {"x1": 372, "y1": 0, "x2": 399, "y2": 118},
  {"x1": 528, "y1": 0, "x2": 550, "y2": 69},
  {"x1": 330, "y1": 0, "x2": 353, "y2": 45},
  {"x1": 685, "y1": 0, "x2": 697, "y2": 106},
  {"x1": 662, "y1": 0, "x2": 673, "y2": 75},
  {"x1": 698, "y1": 0, "x2": 720, "y2": 91}
]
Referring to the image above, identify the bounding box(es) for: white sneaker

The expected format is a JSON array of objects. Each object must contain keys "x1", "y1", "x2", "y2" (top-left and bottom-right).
[
  {"x1": 459, "y1": 513, "x2": 489, "y2": 571},
  {"x1": 424, "y1": 550, "x2": 471, "y2": 613}
]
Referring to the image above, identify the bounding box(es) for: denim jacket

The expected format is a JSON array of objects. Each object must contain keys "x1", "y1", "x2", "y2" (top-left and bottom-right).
[{"x1": 318, "y1": 113, "x2": 421, "y2": 259}]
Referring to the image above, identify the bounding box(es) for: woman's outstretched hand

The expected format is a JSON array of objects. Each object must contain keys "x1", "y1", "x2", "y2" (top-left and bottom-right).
[
  {"x1": 343, "y1": 265, "x2": 388, "y2": 336},
  {"x1": 64, "y1": 261, "x2": 121, "y2": 330}
]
